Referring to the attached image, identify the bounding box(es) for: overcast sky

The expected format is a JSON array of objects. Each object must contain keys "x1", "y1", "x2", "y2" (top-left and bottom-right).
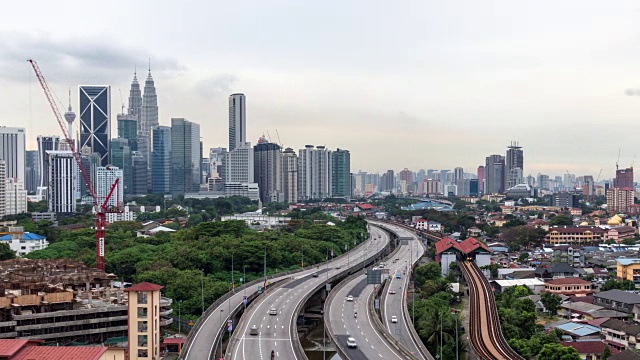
[{"x1": 2, "y1": 0, "x2": 640, "y2": 178}]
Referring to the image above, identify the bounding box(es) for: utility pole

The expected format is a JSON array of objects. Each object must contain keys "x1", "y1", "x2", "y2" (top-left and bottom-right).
[
  {"x1": 201, "y1": 270, "x2": 205, "y2": 314},
  {"x1": 231, "y1": 252, "x2": 234, "y2": 294},
  {"x1": 263, "y1": 247, "x2": 267, "y2": 288}
]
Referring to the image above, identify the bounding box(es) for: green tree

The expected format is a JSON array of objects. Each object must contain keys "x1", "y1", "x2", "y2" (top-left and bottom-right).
[
  {"x1": 415, "y1": 262, "x2": 442, "y2": 285},
  {"x1": 601, "y1": 279, "x2": 636, "y2": 291},
  {"x1": 537, "y1": 343, "x2": 581, "y2": 360},
  {"x1": 518, "y1": 252, "x2": 529, "y2": 263},
  {"x1": 549, "y1": 215, "x2": 573, "y2": 226},
  {"x1": 602, "y1": 345, "x2": 611, "y2": 360},
  {"x1": 540, "y1": 291, "x2": 563, "y2": 315},
  {"x1": 0, "y1": 243, "x2": 16, "y2": 260}
]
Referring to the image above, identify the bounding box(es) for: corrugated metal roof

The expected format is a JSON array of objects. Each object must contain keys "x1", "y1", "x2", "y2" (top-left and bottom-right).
[
  {"x1": 13, "y1": 346, "x2": 107, "y2": 360},
  {"x1": 0, "y1": 232, "x2": 45, "y2": 241},
  {"x1": 556, "y1": 322, "x2": 601, "y2": 337},
  {"x1": 0, "y1": 339, "x2": 30, "y2": 356},
  {"x1": 492, "y1": 279, "x2": 546, "y2": 287}
]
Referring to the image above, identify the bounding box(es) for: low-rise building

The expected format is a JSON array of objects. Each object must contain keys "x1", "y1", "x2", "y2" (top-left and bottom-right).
[
  {"x1": 610, "y1": 350, "x2": 640, "y2": 360},
  {"x1": 606, "y1": 227, "x2": 636, "y2": 243},
  {"x1": 490, "y1": 279, "x2": 546, "y2": 294},
  {"x1": 428, "y1": 221, "x2": 442, "y2": 232},
  {"x1": 0, "y1": 227, "x2": 47, "y2": 256},
  {"x1": 535, "y1": 262, "x2": 579, "y2": 279},
  {"x1": 221, "y1": 213, "x2": 291, "y2": 229},
  {"x1": 593, "y1": 290, "x2": 640, "y2": 314},
  {"x1": 552, "y1": 245, "x2": 584, "y2": 266},
  {"x1": 544, "y1": 278, "x2": 594, "y2": 297},
  {"x1": 414, "y1": 219, "x2": 428, "y2": 231},
  {"x1": 561, "y1": 340, "x2": 614, "y2": 360},
  {"x1": 0, "y1": 339, "x2": 125, "y2": 360},
  {"x1": 545, "y1": 226, "x2": 606, "y2": 245},
  {"x1": 601, "y1": 319, "x2": 640, "y2": 351},
  {"x1": 555, "y1": 322, "x2": 601, "y2": 341},
  {"x1": 617, "y1": 259, "x2": 640, "y2": 287}
]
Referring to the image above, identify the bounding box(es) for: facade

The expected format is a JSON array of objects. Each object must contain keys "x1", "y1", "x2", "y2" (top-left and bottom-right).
[
  {"x1": 607, "y1": 187, "x2": 634, "y2": 213},
  {"x1": 36, "y1": 135, "x2": 59, "y2": 189},
  {"x1": 109, "y1": 138, "x2": 132, "y2": 197},
  {"x1": 116, "y1": 114, "x2": 138, "y2": 151},
  {"x1": 0, "y1": 162, "x2": 5, "y2": 216},
  {"x1": 209, "y1": 147, "x2": 227, "y2": 179},
  {"x1": 380, "y1": 170, "x2": 395, "y2": 192},
  {"x1": 298, "y1": 145, "x2": 332, "y2": 200},
  {"x1": 125, "y1": 282, "x2": 164, "y2": 360},
  {"x1": 171, "y1": 119, "x2": 201, "y2": 195},
  {"x1": 24, "y1": 150, "x2": 37, "y2": 194},
  {"x1": 128, "y1": 71, "x2": 142, "y2": 122},
  {"x1": 225, "y1": 142, "x2": 254, "y2": 184},
  {"x1": 615, "y1": 167, "x2": 634, "y2": 189},
  {"x1": 505, "y1": 141, "x2": 524, "y2": 189},
  {"x1": 0, "y1": 227, "x2": 48, "y2": 256},
  {"x1": 552, "y1": 245, "x2": 584, "y2": 266},
  {"x1": 228, "y1": 93, "x2": 246, "y2": 152},
  {"x1": 47, "y1": 151, "x2": 78, "y2": 213},
  {"x1": 552, "y1": 192, "x2": 579, "y2": 208},
  {"x1": 505, "y1": 184, "x2": 533, "y2": 198},
  {"x1": 617, "y1": 259, "x2": 640, "y2": 287},
  {"x1": 545, "y1": 226, "x2": 606, "y2": 245},
  {"x1": 96, "y1": 167, "x2": 123, "y2": 212},
  {"x1": 0, "y1": 128, "x2": 26, "y2": 187},
  {"x1": 151, "y1": 126, "x2": 171, "y2": 194},
  {"x1": 253, "y1": 138, "x2": 281, "y2": 203},
  {"x1": 223, "y1": 182, "x2": 260, "y2": 201},
  {"x1": 140, "y1": 70, "x2": 159, "y2": 137},
  {"x1": 601, "y1": 319, "x2": 640, "y2": 351},
  {"x1": 593, "y1": 290, "x2": 640, "y2": 314},
  {"x1": 281, "y1": 147, "x2": 298, "y2": 203},
  {"x1": 79, "y1": 86, "x2": 110, "y2": 166},
  {"x1": 398, "y1": 168, "x2": 413, "y2": 194},
  {"x1": 485, "y1": 155, "x2": 505, "y2": 194},
  {"x1": 477, "y1": 165, "x2": 485, "y2": 194},
  {"x1": 5, "y1": 179, "x2": 27, "y2": 216},
  {"x1": 221, "y1": 214, "x2": 291, "y2": 229},
  {"x1": 131, "y1": 152, "x2": 148, "y2": 196},
  {"x1": 543, "y1": 278, "x2": 593, "y2": 296},
  {"x1": 331, "y1": 148, "x2": 351, "y2": 198}
]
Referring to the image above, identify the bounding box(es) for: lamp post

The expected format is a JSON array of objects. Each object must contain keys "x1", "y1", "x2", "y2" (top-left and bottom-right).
[
  {"x1": 178, "y1": 300, "x2": 182, "y2": 335},
  {"x1": 201, "y1": 269, "x2": 205, "y2": 314},
  {"x1": 218, "y1": 309, "x2": 224, "y2": 358}
]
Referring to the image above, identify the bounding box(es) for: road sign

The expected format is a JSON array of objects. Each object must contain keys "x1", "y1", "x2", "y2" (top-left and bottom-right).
[
  {"x1": 374, "y1": 298, "x2": 380, "y2": 309},
  {"x1": 367, "y1": 269, "x2": 382, "y2": 284}
]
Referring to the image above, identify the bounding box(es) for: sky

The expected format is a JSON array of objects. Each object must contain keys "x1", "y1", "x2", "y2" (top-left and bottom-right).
[{"x1": 2, "y1": 0, "x2": 640, "y2": 178}]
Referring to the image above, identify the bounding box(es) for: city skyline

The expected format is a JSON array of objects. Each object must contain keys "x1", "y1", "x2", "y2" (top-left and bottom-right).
[{"x1": 3, "y1": 1, "x2": 640, "y2": 175}]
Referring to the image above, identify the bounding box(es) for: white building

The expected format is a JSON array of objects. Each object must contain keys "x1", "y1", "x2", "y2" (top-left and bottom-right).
[
  {"x1": 47, "y1": 151, "x2": 79, "y2": 213},
  {"x1": 0, "y1": 127, "x2": 26, "y2": 185},
  {"x1": 224, "y1": 182, "x2": 259, "y2": 201},
  {"x1": 225, "y1": 142, "x2": 254, "y2": 184},
  {"x1": 0, "y1": 161, "x2": 5, "y2": 217},
  {"x1": 221, "y1": 213, "x2": 291, "y2": 229},
  {"x1": 298, "y1": 145, "x2": 332, "y2": 200},
  {"x1": 106, "y1": 205, "x2": 161, "y2": 224},
  {"x1": 281, "y1": 147, "x2": 298, "y2": 203},
  {"x1": 228, "y1": 93, "x2": 246, "y2": 152},
  {"x1": 5, "y1": 178, "x2": 27, "y2": 216},
  {"x1": 0, "y1": 226, "x2": 48, "y2": 256},
  {"x1": 96, "y1": 166, "x2": 123, "y2": 216}
]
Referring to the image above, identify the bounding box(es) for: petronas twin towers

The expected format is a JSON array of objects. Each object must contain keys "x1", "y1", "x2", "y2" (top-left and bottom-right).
[{"x1": 127, "y1": 65, "x2": 158, "y2": 189}]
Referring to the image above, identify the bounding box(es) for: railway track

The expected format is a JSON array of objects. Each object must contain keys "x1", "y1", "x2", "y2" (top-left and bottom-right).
[{"x1": 460, "y1": 260, "x2": 524, "y2": 360}]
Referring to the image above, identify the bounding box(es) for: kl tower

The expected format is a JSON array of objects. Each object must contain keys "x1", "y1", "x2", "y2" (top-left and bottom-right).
[{"x1": 63, "y1": 89, "x2": 76, "y2": 150}]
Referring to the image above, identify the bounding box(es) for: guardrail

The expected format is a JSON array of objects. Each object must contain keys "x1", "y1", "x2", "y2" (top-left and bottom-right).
[{"x1": 181, "y1": 229, "x2": 371, "y2": 358}]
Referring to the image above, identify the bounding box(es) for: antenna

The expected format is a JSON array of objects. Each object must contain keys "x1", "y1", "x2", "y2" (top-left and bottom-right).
[
  {"x1": 118, "y1": 89, "x2": 125, "y2": 114},
  {"x1": 616, "y1": 149, "x2": 621, "y2": 171}
]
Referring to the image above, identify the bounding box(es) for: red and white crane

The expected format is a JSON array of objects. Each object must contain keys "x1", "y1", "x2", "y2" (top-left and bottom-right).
[{"x1": 27, "y1": 59, "x2": 121, "y2": 271}]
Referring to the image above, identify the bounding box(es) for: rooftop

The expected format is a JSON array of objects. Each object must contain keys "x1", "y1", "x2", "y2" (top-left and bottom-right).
[
  {"x1": 0, "y1": 339, "x2": 30, "y2": 357},
  {"x1": 12, "y1": 346, "x2": 107, "y2": 360},
  {"x1": 561, "y1": 340, "x2": 609, "y2": 355},
  {"x1": 125, "y1": 282, "x2": 164, "y2": 292},
  {"x1": 0, "y1": 233, "x2": 46, "y2": 241},
  {"x1": 601, "y1": 319, "x2": 640, "y2": 335},
  {"x1": 617, "y1": 258, "x2": 640, "y2": 266},
  {"x1": 594, "y1": 290, "x2": 640, "y2": 304},
  {"x1": 546, "y1": 278, "x2": 592, "y2": 285},
  {"x1": 555, "y1": 322, "x2": 601, "y2": 337}
]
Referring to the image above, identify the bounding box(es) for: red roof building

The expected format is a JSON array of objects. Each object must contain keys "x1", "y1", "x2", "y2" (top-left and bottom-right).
[
  {"x1": 434, "y1": 237, "x2": 491, "y2": 262},
  {"x1": 561, "y1": 340, "x2": 618, "y2": 358},
  {"x1": 544, "y1": 278, "x2": 594, "y2": 296},
  {"x1": 124, "y1": 282, "x2": 164, "y2": 292},
  {"x1": 0, "y1": 339, "x2": 124, "y2": 360}
]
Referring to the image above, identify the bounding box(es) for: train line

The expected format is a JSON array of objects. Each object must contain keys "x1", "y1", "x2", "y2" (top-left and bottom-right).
[{"x1": 460, "y1": 260, "x2": 524, "y2": 360}]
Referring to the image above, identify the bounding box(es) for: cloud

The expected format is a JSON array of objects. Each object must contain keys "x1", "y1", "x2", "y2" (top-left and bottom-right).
[
  {"x1": 0, "y1": 30, "x2": 185, "y2": 84},
  {"x1": 195, "y1": 74, "x2": 238, "y2": 99}
]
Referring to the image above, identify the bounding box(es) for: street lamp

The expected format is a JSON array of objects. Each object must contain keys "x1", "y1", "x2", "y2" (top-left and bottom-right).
[
  {"x1": 201, "y1": 269, "x2": 205, "y2": 314},
  {"x1": 178, "y1": 300, "x2": 182, "y2": 335},
  {"x1": 218, "y1": 309, "x2": 224, "y2": 358}
]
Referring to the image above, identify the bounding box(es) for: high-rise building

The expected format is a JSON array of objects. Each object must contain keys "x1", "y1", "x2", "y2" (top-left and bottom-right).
[
  {"x1": 0, "y1": 162, "x2": 5, "y2": 216},
  {"x1": 110, "y1": 138, "x2": 132, "y2": 197},
  {"x1": 537, "y1": 174, "x2": 550, "y2": 190},
  {"x1": 606, "y1": 187, "x2": 634, "y2": 214},
  {"x1": 615, "y1": 168, "x2": 634, "y2": 189},
  {"x1": 151, "y1": 126, "x2": 171, "y2": 194},
  {"x1": 298, "y1": 145, "x2": 332, "y2": 200},
  {"x1": 79, "y1": 86, "x2": 110, "y2": 166},
  {"x1": 0, "y1": 127, "x2": 26, "y2": 184},
  {"x1": 505, "y1": 141, "x2": 524, "y2": 188},
  {"x1": 47, "y1": 151, "x2": 78, "y2": 213},
  {"x1": 209, "y1": 148, "x2": 227, "y2": 179},
  {"x1": 37, "y1": 135, "x2": 59, "y2": 189},
  {"x1": 469, "y1": 179, "x2": 479, "y2": 197},
  {"x1": 477, "y1": 166, "x2": 485, "y2": 194},
  {"x1": 454, "y1": 167, "x2": 464, "y2": 182},
  {"x1": 140, "y1": 69, "x2": 159, "y2": 135},
  {"x1": 131, "y1": 152, "x2": 148, "y2": 196},
  {"x1": 381, "y1": 170, "x2": 395, "y2": 192},
  {"x1": 552, "y1": 192, "x2": 579, "y2": 208},
  {"x1": 564, "y1": 173, "x2": 576, "y2": 190},
  {"x1": 170, "y1": 119, "x2": 200, "y2": 195},
  {"x1": 25, "y1": 150, "x2": 38, "y2": 194},
  {"x1": 399, "y1": 168, "x2": 413, "y2": 194},
  {"x1": 225, "y1": 143, "x2": 254, "y2": 184},
  {"x1": 485, "y1": 155, "x2": 505, "y2": 194},
  {"x1": 5, "y1": 179, "x2": 27, "y2": 216},
  {"x1": 331, "y1": 149, "x2": 351, "y2": 198},
  {"x1": 117, "y1": 114, "x2": 138, "y2": 151},
  {"x1": 281, "y1": 147, "x2": 298, "y2": 203},
  {"x1": 228, "y1": 93, "x2": 246, "y2": 152},
  {"x1": 96, "y1": 166, "x2": 123, "y2": 222},
  {"x1": 79, "y1": 146, "x2": 101, "y2": 199},
  {"x1": 253, "y1": 137, "x2": 281, "y2": 203},
  {"x1": 128, "y1": 71, "x2": 142, "y2": 120}
]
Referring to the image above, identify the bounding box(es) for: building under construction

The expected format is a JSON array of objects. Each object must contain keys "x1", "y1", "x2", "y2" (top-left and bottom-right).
[{"x1": 0, "y1": 259, "x2": 172, "y2": 345}]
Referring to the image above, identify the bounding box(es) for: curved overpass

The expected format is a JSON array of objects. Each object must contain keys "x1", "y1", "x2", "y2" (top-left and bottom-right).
[{"x1": 224, "y1": 226, "x2": 390, "y2": 360}]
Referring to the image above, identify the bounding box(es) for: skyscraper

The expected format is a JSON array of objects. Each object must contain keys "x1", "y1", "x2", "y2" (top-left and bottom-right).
[
  {"x1": 454, "y1": 167, "x2": 464, "y2": 182},
  {"x1": 25, "y1": 150, "x2": 38, "y2": 194},
  {"x1": 254, "y1": 137, "x2": 281, "y2": 203},
  {"x1": 399, "y1": 168, "x2": 413, "y2": 194},
  {"x1": 128, "y1": 71, "x2": 142, "y2": 120},
  {"x1": 298, "y1": 145, "x2": 332, "y2": 200},
  {"x1": 381, "y1": 170, "x2": 395, "y2": 192},
  {"x1": 331, "y1": 149, "x2": 351, "y2": 198},
  {"x1": 117, "y1": 114, "x2": 138, "y2": 151},
  {"x1": 37, "y1": 135, "x2": 60, "y2": 189},
  {"x1": 79, "y1": 86, "x2": 110, "y2": 166},
  {"x1": 110, "y1": 138, "x2": 132, "y2": 197},
  {"x1": 96, "y1": 166, "x2": 123, "y2": 208},
  {"x1": 47, "y1": 151, "x2": 78, "y2": 213},
  {"x1": 485, "y1": 155, "x2": 505, "y2": 194},
  {"x1": 281, "y1": 148, "x2": 298, "y2": 203},
  {"x1": 505, "y1": 141, "x2": 524, "y2": 189},
  {"x1": 170, "y1": 118, "x2": 200, "y2": 195},
  {"x1": 140, "y1": 68, "x2": 159, "y2": 135},
  {"x1": 477, "y1": 165, "x2": 485, "y2": 195},
  {"x1": 615, "y1": 168, "x2": 634, "y2": 189},
  {"x1": 131, "y1": 152, "x2": 148, "y2": 196},
  {"x1": 0, "y1": 127, "x2": 26, "y2": 185},
  {"x1": 0, "y1": 162, "x2": 5, "y2": 217},
  {"x1": 228, "y1": 94, "x2": 246, "y2": 152},
  {"x1": 209, "y1": 148, "x2": 227, "y2": 179},
  {"x1": 151, "y1": 126, "x2": 171, "y2": 194},
  {"x1": 225, "y1": 143, "x2": 254, "y2": 183}
]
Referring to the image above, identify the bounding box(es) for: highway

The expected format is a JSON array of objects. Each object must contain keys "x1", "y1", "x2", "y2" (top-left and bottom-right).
[
  {"x1": 377, "y1": 223, "x2": 428, "y2": 359},
  {"x1": 225, "y1": 226, "x2": 390, "y2": 360},
  {"x1": 326, "y1": 226, "x2": 408, "y2": 360}
]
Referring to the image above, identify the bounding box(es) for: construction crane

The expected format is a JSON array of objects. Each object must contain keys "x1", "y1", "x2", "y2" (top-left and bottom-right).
[{"x1": 27, "y1": 59, "x2": 121, "y2": 271}]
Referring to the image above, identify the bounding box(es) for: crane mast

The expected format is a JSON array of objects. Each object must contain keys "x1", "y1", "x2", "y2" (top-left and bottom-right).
[{"x1": 27, "y1": 59, "x2": 119, "y2": 271}]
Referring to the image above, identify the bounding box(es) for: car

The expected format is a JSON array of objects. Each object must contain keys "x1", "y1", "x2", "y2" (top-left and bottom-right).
[
  {"x1": 389, "y1": 290, "x2": 396, "y2": 295},
  {"x1": 395, "y1": 274, "x2": 401, "y2": 279},
  {"x1": 335, "y1": 266, "x2": 341, "y2": 269},
  {"x1": 347, "y1": 337, "x2": 357, "y2": 348},
  {"x1": 249, "y1": 325, "x2": 259, "y2": 335},
  {"x1": 269, "y1": 308, "x2": 277, "y2": 315},
  {"x1": 391, "y1": 316, "x2": 398, "y2": 323},
  {"x1": 346, "y1": 295, "x2": 354, "y2": 302},
  {"x1": 312, "y1": 273, "x2": 319, "y2": 278}
]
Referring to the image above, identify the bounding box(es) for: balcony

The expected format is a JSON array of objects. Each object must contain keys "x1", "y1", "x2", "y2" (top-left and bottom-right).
[
  {"x1": 160, "y1": 317, "x2": 173, "y2": 326},
  {"x1": 159, "y1": 307, "x2": 173, "y2": 316}
]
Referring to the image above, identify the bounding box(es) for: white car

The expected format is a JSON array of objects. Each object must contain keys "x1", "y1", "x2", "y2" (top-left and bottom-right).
[
  {"x1": 391, "y1": 316, "x2": 398, "y2": 323},
  {"x1": 269, "y1": 308, "x2": 277, "y2": 315},
  {"x1": 389, "y1": 290, "x2": 396, "y2": 295},
  {"x1": 346, "y1": 295, "x2": 354, "y2": 302},
  {"x1": 347, "y1": 337, "x2": 357, "y2": 348}
]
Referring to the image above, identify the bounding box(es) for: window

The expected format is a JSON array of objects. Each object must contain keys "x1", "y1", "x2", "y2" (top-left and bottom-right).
[
  {"x1": 137, "y1": 307, "x2": 148, "y2": 318},
  {"x1": 138, "y1": 349, "x2": 148, "y2": 358},
  {"x1": 138, "y1": 292, "x2": 148, "y2": 304},
  {"x1": 138, "y1": 334, "x2": 148, "y2": 347},
  {"x1": 138, "y1": 321, "x2": 148, "y2": 332}
]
